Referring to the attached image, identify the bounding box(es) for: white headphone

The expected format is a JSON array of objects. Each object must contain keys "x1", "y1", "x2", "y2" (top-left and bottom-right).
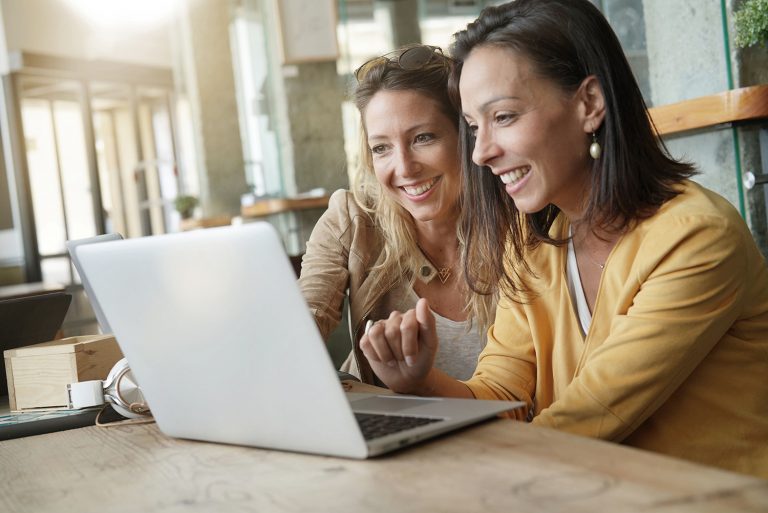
[{"x1": 67, "y1": 358, "x2": 150, "y2": 419}]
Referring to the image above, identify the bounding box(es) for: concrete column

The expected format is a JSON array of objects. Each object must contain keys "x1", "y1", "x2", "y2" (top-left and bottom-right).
[
  {"x1": 375, "y1": 0, "x2": 422, "y2": 47},
  {"x1": 283, "y1": 63, "x2": 348, "y2": 195},
  {"x1": 282, "y1": 61, "x2": 348, "y2": 252},
  {"x1": 644, "y1": 0, "x2": 739, "y2": 204},
  {"x1": 177, "y1": 0, "x2": 247, "y2": 217}
]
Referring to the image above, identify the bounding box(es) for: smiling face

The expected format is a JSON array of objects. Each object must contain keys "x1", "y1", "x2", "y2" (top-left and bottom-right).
[
  {"x1": 364, "y1": 89, "x2": 461, "y2": 226},
  {"x1": 459, "y1": 45, "x2": 594, "y2": 218}
]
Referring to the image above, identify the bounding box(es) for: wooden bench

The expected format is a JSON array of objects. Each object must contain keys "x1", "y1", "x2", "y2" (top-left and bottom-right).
[
  {"x1": 648, "y1": 84, "x2": 768, "y2": 191},
  {"x1": 648, "y1": 84, "x2": 768, "y2": 136}
]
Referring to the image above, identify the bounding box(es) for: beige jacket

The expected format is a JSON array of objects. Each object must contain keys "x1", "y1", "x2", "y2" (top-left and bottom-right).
[{"x1": 299, "y1": 189, "x2": 442, "y2": 384}]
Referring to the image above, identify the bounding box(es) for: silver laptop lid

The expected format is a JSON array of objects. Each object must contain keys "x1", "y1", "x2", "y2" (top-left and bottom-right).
[
  {"x1": 66, "y1": 233, "x2": 124, "y2": 334},
  {"x1": 75, "y1": 223, "x2": 368, "y2": 458}
]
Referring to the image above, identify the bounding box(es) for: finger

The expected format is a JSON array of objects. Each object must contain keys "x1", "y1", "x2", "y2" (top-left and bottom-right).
[
  {"x1": 415, "y1": 298, "x2": 438, "y2": 351},
  {"x1": 400, "y1": 309, "x2": 420, "y2": 367},
  {"x1": 359, "y1": 332, "x2": 381, "y2": 363},
  {"x1": 384, "y1": 312, "x2": 405, "y2": 362},
  {"x1": 370, "y1": 320, "x2": 397, "y2": 367}
]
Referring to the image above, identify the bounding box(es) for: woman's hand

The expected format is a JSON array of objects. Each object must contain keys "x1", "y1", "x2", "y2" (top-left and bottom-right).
[{"x1": 360, "y1": 298, "x2": 438, "y2": 393}]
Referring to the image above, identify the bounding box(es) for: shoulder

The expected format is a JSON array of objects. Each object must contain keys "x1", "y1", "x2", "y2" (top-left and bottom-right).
[
  {"x1": 658, "y1": 180, "x2": 741, "y2": 222},
  {"x1": 316, "y1": 189, "x2": 375, "y2": 233},
  {"x1": 309, "y1": 189, "x2": 382, "y2": 255},
  {"x1": 324, "y1": 189, "x2": 375, "y2": 226},
  {"x1": 635, "y1": 180, "x2": 748, "y2": 242},
  {"x1": 619, "y1": 180, "x2": 758, "y2": 275}
]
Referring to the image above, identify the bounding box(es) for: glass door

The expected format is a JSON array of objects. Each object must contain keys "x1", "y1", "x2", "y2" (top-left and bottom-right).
[
  {"x1": 15, "y1": 71, "x2": 184, "y2": 335},
  {"x1": 19, "y1": 76, "x2": 98, "y2": 285},
  {"x1": 20, "y1": 77, "x2": 183, "y2": 282},
  {"x1": 90, "y1": 83, "x2": 180, "y2": 237}
]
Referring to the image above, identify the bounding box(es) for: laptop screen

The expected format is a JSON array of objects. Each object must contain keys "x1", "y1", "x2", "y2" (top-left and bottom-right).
[{"x1": 66, "y1": 233, "x2": 123, "y2": 334}]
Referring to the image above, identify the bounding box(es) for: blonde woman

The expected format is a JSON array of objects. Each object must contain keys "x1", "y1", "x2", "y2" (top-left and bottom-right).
[{"x1": 299, "y1": 45, "x2": 492, "y2": 385}]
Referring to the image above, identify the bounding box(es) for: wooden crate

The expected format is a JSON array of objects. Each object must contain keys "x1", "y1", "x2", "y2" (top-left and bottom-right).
[{"x1": 4, "y1": 335, "x2": 123, "y2": 411}]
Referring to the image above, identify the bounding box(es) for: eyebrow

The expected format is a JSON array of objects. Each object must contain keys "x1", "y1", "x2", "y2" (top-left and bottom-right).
[
  {"x1": 462, "y1": 95, "x2": 520, "y2": 117},
  {"x1": 366, "y1": 122, "x2": 436, "y2": 142}
]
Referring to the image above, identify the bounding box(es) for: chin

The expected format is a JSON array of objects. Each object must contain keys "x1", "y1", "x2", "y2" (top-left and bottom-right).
[
  {"x1": 409, "y1": 212, "x2": 437, "y2": 223},
  {"x1": 511, "y1": 199, "x2": 546, "y2": 215}
]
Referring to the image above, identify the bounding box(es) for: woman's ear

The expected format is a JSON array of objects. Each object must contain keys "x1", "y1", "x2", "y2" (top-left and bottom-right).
[{"x1": 578, "y1": 75, "x2": 606, "y2": 133}]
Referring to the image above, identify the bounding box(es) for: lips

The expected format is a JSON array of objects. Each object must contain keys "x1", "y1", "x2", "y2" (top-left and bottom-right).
[
  {"x1": 498, "y1": 166, "x2": 530, "y2": 185},
  {"x1": 401, "y1": 177, "x2": 439, "y2": 196}
]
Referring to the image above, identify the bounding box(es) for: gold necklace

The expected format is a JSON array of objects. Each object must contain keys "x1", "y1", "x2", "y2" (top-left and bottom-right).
[
  {"x1": 574, "y1": 238, "x2": 605, "y2": 270},
  {"x1": 588, "y1": 255, "x2": 605, "y2": 270},
  {"x1": 571, "y1": 223, "x2": 608, "y2": 271},
  {"x1": 580, "y1": 244, "x2": 605, "y2": 269},
  {"x1": 417, "y1": 244, "x2": 454, "y2": 284}
]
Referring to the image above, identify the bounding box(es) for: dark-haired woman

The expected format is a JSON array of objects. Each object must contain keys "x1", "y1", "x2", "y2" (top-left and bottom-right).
[
  {"x1": 361, "y1": 0, "x2": 768, "y2": 478},
  {"x1": 299, "y1": 45, "x2": 493, "y2": 385}
]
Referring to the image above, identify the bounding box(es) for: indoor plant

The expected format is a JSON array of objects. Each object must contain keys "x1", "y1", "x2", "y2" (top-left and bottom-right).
[
  {"x1": 174, "y1": 194, "x2": 199, "y2": 220},
  {"x1": 734, "y1": 0, "x2": 768, "y2": 48}
]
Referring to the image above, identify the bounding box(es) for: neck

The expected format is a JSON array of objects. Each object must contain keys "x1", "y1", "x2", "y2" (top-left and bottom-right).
[
  {"x1": 570, "y1": 217, "x2": 620, "y2": 270},
  {"x1": 414, "y1": 218, "x2": 459, "y2": 259},
  {"x1": 414, "y1": 206, "x2": 459, "y2": 241},
  {"x1": 413, "y1": 216, "x2": 460, "y2": 287},
  {"x1": 555, "y1": 167, "x2": 592, "y2": 222}
]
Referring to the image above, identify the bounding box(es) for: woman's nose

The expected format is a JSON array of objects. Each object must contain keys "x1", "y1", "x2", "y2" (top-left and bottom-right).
[
  {"x1": 472, "y1": 128, "x2": 499, "y2": 167},
  {"x1": 394, "y1": 147, "x2": 420, "y2": 177}
]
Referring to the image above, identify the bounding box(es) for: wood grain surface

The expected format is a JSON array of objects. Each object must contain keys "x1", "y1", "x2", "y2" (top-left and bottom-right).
[
  {"x1": 649, "y1": 84, "x2": 768, "y2": 136},
  {"x1": 1, "y1": 420, "x2": 766, "y2": 513}
]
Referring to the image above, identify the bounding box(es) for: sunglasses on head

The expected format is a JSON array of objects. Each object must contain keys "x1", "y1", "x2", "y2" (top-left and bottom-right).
[{"x1": 354, "y1": 45, "x2": 448, "y2": 82}]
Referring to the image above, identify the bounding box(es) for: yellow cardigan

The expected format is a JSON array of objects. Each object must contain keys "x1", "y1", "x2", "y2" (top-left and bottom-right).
[{"x1": 464, "y1": 180, "x2": 768, "y2": 478}]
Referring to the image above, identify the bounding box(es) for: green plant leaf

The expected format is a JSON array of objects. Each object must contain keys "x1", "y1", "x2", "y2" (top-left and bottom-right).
[{"x1": 734, "y1": 0, "x2": 768, "y2": 48}]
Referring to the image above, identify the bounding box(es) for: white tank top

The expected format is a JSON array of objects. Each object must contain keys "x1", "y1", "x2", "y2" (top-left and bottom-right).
[{"x1": 567, "y1": 229, "x2": 593, "y2": 336}]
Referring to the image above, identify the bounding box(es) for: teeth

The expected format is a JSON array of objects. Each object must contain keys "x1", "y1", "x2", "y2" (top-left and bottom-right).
[
  {"x1": 403, "y1": 177, "x2": 438, "y2": 196},
  {"x1": 500, "y1": 167, "x2": 529, "y2": 185}
]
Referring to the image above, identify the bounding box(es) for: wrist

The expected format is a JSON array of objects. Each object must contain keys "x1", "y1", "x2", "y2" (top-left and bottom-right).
[{"x1": 409, "y1": 368, "x2": 440, "y2": 396}]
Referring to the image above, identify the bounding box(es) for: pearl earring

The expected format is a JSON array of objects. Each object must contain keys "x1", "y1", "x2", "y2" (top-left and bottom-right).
[{"x1": 589, "y1": 132, "x2": 602, "y2": 160}]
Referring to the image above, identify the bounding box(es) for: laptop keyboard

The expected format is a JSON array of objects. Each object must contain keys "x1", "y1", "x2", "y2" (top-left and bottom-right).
[{"x1": 354, "y1": 413, "x2": 442, "y2": 440}]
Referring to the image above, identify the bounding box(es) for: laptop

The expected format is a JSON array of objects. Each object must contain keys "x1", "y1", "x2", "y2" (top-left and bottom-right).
[
  {"x1": 73, "y1": 222, "x2": 523, "y2": 458},
  {"x1": 66, "y1": 233, "x2": 124, "y2": 334}
]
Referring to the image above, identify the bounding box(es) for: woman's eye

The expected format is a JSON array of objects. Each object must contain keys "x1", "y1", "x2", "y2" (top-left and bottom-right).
[
  {"x1": 370, "y1": 144, "x2": 387, "y2": 155},
  {"x1": 495, "y1": 113, "x2": 516, "y2": 125},
  {"x1": 467, "y1": 124, "x2": 478, "y2": 137},
  {"x1": 414, "y1": 133, "x2": 435, "y2": 144}
]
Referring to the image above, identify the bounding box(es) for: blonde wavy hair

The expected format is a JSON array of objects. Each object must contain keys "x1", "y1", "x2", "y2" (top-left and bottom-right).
[{"x1": 350, "y1": 44, "x2": 495, "y2": 332}]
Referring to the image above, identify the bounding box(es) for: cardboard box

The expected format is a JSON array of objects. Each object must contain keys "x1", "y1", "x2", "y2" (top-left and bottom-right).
[{"x1": 4, "y1": 335, "x2": 123, "y2": 411}]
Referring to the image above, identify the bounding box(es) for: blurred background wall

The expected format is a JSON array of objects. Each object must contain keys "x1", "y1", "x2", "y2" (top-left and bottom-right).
[{"x1": 0, "y1": 0, "x2": 766, "y2": 341}]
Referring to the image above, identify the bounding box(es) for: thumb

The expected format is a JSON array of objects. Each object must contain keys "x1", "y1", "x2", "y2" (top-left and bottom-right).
[{"x1": 415, "y1": 298, "x2": 437, "y2": 350}]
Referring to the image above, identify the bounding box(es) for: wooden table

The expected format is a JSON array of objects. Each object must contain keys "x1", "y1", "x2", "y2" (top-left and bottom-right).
[
  {"x1": 1, "y1": 419, "x2": 766, "y2": 513},
  {"x1": 240, "y1": 195, "x2": 331, "y2": 218}
]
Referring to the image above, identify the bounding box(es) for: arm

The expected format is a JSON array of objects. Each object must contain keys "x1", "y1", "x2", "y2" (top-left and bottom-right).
[
  {"x1": 298, "y1": 190, "x2": 354, "y2": 342},
  {"x1": 462, "y1": 295, "x2": 538, "y2": 420}
]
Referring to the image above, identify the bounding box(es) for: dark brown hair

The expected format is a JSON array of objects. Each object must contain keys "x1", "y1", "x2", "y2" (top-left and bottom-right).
[{"x1": 449, "y1": 0, "x2": 696, "y2": 301}]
